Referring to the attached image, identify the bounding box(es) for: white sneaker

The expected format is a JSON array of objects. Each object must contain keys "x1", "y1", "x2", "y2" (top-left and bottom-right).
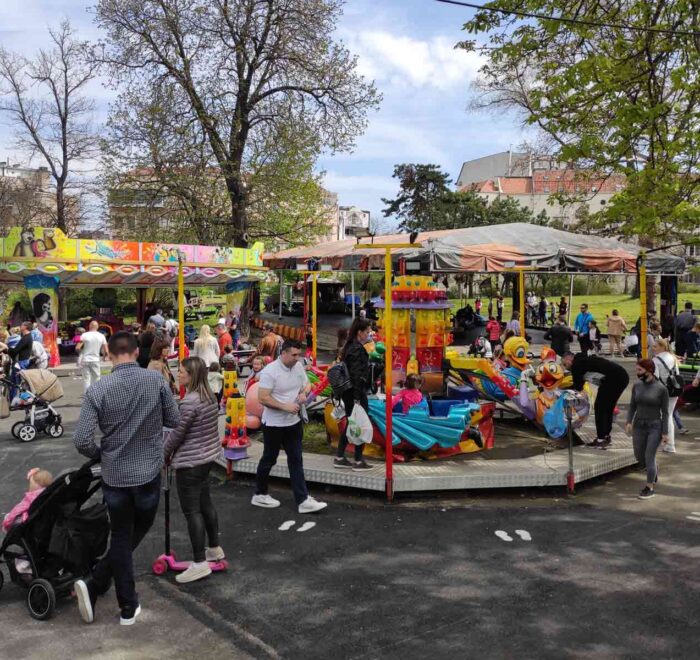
[
  {"x1": 251, "y1": 494, "x2": 281, "y2": 508},
  {"x1": 298, "y1": 497, "x2": 327, "y2": 514},
  {"x1": 662, "y1": 446, "x2": 676, "y2": 453},
  {"x1": 176, "y1": 562, "x2": 212, "y2": 584},
  {"x1": 205, "y1": 546, "x2": 225, "y2": 562}
]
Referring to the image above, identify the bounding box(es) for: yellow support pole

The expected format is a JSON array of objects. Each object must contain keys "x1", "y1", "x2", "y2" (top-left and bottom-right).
[
  {"x1": 383, "y1": 247, "x2": 394, "y2": 500},
  {"x1": 518, "y1": 270, "x2": 526, "y2": 338},
  {"x1": 311, "y1": 272, "x2": 318, "y2": 366},
  {"x1": 177, "y1": 258, "x2": 186, "y2": 398},
  {"x1": 639, "y1": 253, "x2": 648, "y2": 359}
]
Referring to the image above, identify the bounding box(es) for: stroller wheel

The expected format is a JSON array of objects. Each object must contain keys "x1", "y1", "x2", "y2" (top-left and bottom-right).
[
  {"x1": 27, "y1": 578, "x2": 56, "y2": 620},
  {"x1": 0, "y1": 568, "x2": 4, "y2": 592},
  {"x1": 11, "y1": 421, "x2": 24, "y2": 439},
  {"x1": 18, "y1": 425, "x2": 37, "y2": 443},
  {"x1": 47, "y1": 424, "x2": 64, "y2": 438}
]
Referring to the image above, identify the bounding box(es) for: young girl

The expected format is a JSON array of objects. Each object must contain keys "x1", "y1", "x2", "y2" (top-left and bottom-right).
[
  {"x1": 3, "y1": 468, "x2": 52, "y2": 532},
  {"x1": 244, "y1": 355, "x2": 265, "y2": 395},
  {"x1": 391, "y1": 374, "x2": 424, "y2": 414},
  {"x1": 208, "y1": 362, "x2": 224, "y2": 407},
  {"x1": 163, "y1": 357, "x2": 224, "y2": 584}
]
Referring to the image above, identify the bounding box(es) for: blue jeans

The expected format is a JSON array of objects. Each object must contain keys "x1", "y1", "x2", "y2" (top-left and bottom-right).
[
  {"x1": 256, "y1": 423, "x2": 308, "y2": 505},
  {"x1": 93, "y1": 474, "x2": 161, "y2": 610}
]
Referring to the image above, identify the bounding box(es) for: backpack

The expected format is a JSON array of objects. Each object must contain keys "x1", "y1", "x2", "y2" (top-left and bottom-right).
[
  {"x1": 327, "y1": 361, "x2": 353, "y2": 400},
  {"x1": 655, "y1": 356, "x2": 683, "y2": 398}
]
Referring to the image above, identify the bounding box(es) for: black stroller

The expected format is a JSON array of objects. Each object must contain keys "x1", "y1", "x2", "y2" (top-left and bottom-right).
[{"x1": 0, "y1": 460, "x2": 109, "y2": 620}]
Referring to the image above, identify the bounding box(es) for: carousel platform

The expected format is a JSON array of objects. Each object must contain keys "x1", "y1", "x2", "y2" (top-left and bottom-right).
[{"x1": 217, "y1": 418, "x2": 637, "y2": 494}]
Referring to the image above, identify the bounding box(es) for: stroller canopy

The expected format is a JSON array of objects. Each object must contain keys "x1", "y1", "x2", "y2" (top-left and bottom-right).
[{"x1": 20, "y1": 369, "x2": 64, "y2": 403}]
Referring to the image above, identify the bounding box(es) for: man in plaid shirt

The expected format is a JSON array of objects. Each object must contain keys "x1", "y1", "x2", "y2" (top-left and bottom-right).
[{"x1": 73, "y1": 331, "x2": 179, "y2": 626}]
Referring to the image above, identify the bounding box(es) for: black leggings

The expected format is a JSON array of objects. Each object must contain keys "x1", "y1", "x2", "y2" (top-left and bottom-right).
[
  {"x1": 337, "y1": 390, "x2": 369, "y2": 461},
  {"x1": 594, "y1": 374, "x2": 630, "y2": 439},
  {"x1": 175, "y1": 463, "x2": 219, "y2": 563}
]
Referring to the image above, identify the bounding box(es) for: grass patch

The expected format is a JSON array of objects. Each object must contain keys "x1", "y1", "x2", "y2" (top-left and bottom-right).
[
  {"x1": 302, "y1": 420, "x2": 333, "y2": 455},
  {"x1": 449, "y1": 293, "x2": 700, "y2": 326}
]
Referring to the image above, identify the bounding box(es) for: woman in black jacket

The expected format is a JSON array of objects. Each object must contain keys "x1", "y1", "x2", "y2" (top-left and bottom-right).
[{"x1": 334, "y1": 318, "x2": 372, "y2": 471}]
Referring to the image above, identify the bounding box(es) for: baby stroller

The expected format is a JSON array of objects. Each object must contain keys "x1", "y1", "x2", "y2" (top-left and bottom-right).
[
  {"x1": 0, "y1": 460, "x2": 109, "y2": 620},
  {"x1": 2, "y1": 369, "x2": 64, "y2": 442}
]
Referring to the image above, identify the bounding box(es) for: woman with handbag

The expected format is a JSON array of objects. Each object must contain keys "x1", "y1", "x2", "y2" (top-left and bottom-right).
[
  {"x1": 333, "y1": 318, "x2": 372, "y2": 471},
  {"x1": 163, "y1": 357, "x2": 224, "y2": 583},
  {"x1": 651, "y1": 338, "x2": 681, "y2": 454},
  {"x1": 625, "y1": 358, "x2": 669, "y2": 499}
]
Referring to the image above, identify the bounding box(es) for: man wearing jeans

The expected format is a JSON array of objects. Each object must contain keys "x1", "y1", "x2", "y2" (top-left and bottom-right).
[
  {"x1": 77, "y1": 321, "x2": 107, "y2": 393},
  {"x1": 73, "y1": 332, "x2": 179, "y2": 626},
  {"x1": 252, "y1": 339, "x2": 327, "y2": 514}
]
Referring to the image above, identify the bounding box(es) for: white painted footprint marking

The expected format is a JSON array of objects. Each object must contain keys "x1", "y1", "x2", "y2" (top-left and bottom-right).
[
  {"x1": 515, "y1": 529, "x2": 532, "y2": 541},
  {"x1": 278, "y1": 520, "x2": 296, "y2": 531},
  {"x1": 686, "y1": 516, "x2": 700, "y2": 522},
  {"x1": 495, "y1": 530, "x2": 513, "y2": 542},
  {"x1": 297, "y1": 522, "x2": 316, "y2": 533}
]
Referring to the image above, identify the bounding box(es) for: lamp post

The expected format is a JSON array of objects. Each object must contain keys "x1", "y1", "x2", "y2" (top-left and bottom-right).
[
  {"x1": 353, "y1": 240, "x2": 422, "y2": 501},
  {"x1": 177, "y1": 258, "x2": 186, "y2": 398}
]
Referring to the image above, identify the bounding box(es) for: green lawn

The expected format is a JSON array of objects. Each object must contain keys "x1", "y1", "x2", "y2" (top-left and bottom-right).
[{"x1": 450, "y1": 293, "x2": 700, "y2": 326}]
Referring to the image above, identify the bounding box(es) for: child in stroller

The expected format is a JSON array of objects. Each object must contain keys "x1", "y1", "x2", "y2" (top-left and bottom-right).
[
  {"x1": 0, "y1": 460, "x2": 109, "y2": 620},
  {"x1": 1, "y1": 368, "x2": 64, "y2": 442}
]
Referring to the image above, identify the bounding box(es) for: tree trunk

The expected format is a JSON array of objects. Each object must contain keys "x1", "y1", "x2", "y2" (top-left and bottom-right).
[
  {"x1": 55, "y1": 185, "x2": 66, "y2": 233},
  {"x1": 225, "y1": 176, "x2": 248, "y2": 248}
]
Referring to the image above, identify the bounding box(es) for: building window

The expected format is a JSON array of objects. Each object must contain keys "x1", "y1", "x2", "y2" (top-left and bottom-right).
[
  {"x1": 543, "y1": 186, "x2": 550, "y2": 193},
  {"x1": 591, "y1": 186, "x2": 598, "y2": 193}
]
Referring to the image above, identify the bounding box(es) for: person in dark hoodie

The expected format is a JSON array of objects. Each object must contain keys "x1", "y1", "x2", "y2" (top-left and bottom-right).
[
  {"x1": 561, "y1": 351, "x2": 630, "y2": 448},
  {"x1": 333, "y1": 318, "x2": 372, "y2": 471}
]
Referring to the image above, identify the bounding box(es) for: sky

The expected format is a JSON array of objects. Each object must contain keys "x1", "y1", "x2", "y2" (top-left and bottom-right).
[{"x1": 0, "y1": 0, "x2": 528, "y2": 230}]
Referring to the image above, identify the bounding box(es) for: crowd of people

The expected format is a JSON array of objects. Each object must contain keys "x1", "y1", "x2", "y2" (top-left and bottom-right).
[{"x1": 2, "y1": 290, "x2": 699, "y2": 625}]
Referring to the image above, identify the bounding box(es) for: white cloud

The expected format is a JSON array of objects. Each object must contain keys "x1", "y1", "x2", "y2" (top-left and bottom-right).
[{"x1": 346, "y1": 30, "x2": 483, "y2": 91}]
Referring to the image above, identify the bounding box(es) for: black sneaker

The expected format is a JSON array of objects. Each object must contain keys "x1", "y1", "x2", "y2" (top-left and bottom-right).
[
  {"x1": 638, "y1": 487, "x2": 655, "y2": 500},
  {"x1": 601, "y1": 435, "x2": 612, "y2": 447},
  {"x1": 75, "y1": 578, "x2": 97, "y2": 624},
  {"x1": 333, "y1": 457, "x2": 353, "y2": 469},
  {"x1": 588, "y1": 439, "x2": 607, "y2": 449},
  {"x1": 120, "y1": 602, "x2": 141, "y2": 626},
  {"x1": 352, "y1": 460, "x2": 373, "y2": 471}
]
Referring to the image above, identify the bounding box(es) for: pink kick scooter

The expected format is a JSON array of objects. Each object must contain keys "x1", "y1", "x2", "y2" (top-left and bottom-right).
[{"x1": 152, "y1": 466, "x2": 228, "y2": 576}]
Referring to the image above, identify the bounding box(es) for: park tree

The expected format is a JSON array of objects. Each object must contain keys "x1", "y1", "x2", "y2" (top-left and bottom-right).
[
  {"x1": 95, "y1": 0, "x2": 380, "y2": 248},
  {"x1": 459, "y1": 0, "x2": 700, "y2": 243},
  {"x1": 0, "y1": 21, "x2": 99, "y2": 234},
  {"x1": 382, "y1": 162, "x2": 555, "y2": 231}
]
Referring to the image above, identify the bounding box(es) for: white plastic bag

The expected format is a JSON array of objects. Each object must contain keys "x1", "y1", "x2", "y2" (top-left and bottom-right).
[{"x1": 347, "y1": 405, "x2": 373, "y2": 445}]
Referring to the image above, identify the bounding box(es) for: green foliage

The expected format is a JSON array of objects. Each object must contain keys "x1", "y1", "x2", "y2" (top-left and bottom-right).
[
  {"x1": 381, "y1": 164, "x2": 452, "y2": 232},
  {"x1": 461, "y1": 0, "x2": 700, "y2": 242},
  {"x1": 382, "y1": 163, "x2": 558, "y2": 231}
]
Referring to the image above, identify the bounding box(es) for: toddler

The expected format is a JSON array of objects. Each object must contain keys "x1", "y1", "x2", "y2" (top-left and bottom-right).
[
  {"x1": 245, "y1": 356, "x2": 265, "y2": 395},
  {"x1": 208, "y1": 362, "x2": 224, "y2": 406},
  {"x1": 3, "y1": 468, "x2": 53, "y2": 532},
  {"x1": 588, "y1": 320, "x2": 601, "y2": 355},
  {"x1": 391, "y1": 374, "x2": 424, "y2": 414},
  {"x1": 221, "y1": 345, "x2": 237, "y2": 372}
]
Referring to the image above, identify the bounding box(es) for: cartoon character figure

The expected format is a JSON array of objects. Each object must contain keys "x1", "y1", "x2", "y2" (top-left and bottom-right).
[
  {"x1": 13, "y1": 228, "x2": 56, "y2": 258},
  {"x1": 32, "y1": 293, "x2": 53, "y2": 330},
  {"x1": 534, "y1": 360, "x2": 566, "y2": 424},
  {"x1": 502, "y1": 336, "x2": 530, "y2": 386}
]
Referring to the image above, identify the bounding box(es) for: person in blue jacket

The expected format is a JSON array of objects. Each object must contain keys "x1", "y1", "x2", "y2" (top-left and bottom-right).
[{"x1": 573, "y1": 303, "x2": 594, "y2": 355}]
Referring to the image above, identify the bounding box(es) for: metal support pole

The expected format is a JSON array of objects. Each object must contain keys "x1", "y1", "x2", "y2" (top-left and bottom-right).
[
  {"x1": 177, "y1": 259, "x2": 186, "y2": 399},
  {"x1": 567, "y1": 274, "x2": 574, "y2": 327},
  {"x1": 351, "y1": 271, "x2": 356, "y2": 321},
  {"x1": 384, "y1": 248, "x2": 394, "y2": 502},
  {"x1": 566, "y1": 396, "x2": 575, "y2": 494},
  {"x1": 518, "y1": 270, "x2": 526, "y2": 338},
  {"x1": 312, "y1": 272, "x2": 318, "y2": 366},
  {"x1": 639, "y1": 254, "x2": 648, "y2": 359},
  {"x1": 278, "y1": 271, "x2": 284, "y2": 320}
]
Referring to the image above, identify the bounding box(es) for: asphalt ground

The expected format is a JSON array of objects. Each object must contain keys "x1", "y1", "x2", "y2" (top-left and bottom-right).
[{"x1": 1, "y1": 369, "x2": 699, "y2": 659}]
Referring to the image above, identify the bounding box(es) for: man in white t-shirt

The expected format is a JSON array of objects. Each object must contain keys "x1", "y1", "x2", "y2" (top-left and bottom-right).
[
  {"x1": 252, "y1": 339, "x2": 327, "y2": 514},
  {"x1": 77, "y1": 321, "x2": 108, "y2": 392}
]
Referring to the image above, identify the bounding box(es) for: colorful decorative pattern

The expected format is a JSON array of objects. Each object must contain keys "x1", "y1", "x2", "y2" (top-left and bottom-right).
[{"x1": 24, "y1": 274, "x2": 60, "y2": 367}]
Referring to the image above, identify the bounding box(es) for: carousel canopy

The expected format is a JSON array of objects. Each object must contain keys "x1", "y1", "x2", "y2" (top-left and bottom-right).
[
  {"x1": 0, "y1": 227, "x2": 266, "y2": 288},
  {"x1": 264, "y1": 223, "x2": 685, "y2": 275}
]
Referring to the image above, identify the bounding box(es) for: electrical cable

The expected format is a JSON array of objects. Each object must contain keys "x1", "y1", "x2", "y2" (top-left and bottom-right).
[{"x1": 435, "y1": 0, "x2": 700, "y2": 38}]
